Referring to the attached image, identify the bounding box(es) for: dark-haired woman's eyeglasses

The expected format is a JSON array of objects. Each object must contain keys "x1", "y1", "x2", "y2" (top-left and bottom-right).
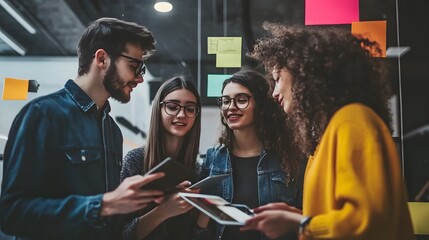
[
  {"x1": 118, "y1": 54, "x2": 146, "y2": 77},
  {"x1": 216, "y1": 93, "x2": 252, "y2": 110},
  {"x1": 160, "y1": 101, "x2": 199, "y2": 118}
]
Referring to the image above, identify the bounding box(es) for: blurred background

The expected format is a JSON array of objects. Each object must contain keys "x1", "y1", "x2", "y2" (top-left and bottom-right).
[{"x1": 0, "y1": 0, "x2": 428, "y2": 238}]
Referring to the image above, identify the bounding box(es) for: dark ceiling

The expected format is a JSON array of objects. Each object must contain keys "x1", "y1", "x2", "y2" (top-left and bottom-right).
[
  {"x1": 0, "y1": 0, "x2": 428, "y2": 124},
  {"x1": 0, "y1": 0, "x2": 309, "y2": 78},
  {"x1": 0, "y1": 0, "x2": 414, "y2": 71}
]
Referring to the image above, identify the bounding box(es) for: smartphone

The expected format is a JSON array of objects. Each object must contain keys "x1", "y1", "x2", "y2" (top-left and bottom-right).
[
  {"x1": 142, "y1": 157, "x2": 193, "y2": 193},
  {"x1": 189, "y1": 174, "x2": 229, "y2": 191}
]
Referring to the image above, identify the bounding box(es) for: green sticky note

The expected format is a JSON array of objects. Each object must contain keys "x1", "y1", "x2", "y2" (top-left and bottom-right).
[
  {"x1": 207, "y1": 74, "x2": 232, "y2": 97},
  {"x1": 216, "y1": 53, "x2": 241, "y2": 68},
  {"x1": 208, "y1": 37, "x2": 242, "y2": 54}
]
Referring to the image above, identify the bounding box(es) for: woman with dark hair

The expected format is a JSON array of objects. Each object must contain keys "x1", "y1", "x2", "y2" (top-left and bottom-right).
[
  {"x1": 242, "y1": 23, "x2": 414, "y2": 240},
  {"x1": 121, "y1": 76, "x2": 203, "y2": 240},
  {"x1": 197, "y1": 70, "x2": 303, "y2": 240}
]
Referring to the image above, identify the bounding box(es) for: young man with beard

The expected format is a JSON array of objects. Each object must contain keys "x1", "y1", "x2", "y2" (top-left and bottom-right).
[{"x1": 0, "y1": 18, "x2": 165, "y2": 240}]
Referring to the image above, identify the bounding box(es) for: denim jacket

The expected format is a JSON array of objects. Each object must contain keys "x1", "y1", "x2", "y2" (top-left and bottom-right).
[
  {"x1": 198, "y1": 144, "x2": 301, "y2": 240},
  {"x1": 0, "y1": 80, "x2": 123, "y2": 240}
]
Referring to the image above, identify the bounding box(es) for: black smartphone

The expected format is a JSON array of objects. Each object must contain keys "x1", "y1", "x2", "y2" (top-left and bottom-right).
[
  {"x1": 189, "y1": 174, "x2": 229, "y2": 193},
  {"x1": 142, "y1": 157, "x2": 193, "y2": 194}
]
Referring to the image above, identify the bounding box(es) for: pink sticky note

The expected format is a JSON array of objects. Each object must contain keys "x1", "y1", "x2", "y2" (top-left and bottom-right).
[{"x1": 305, "y1": 0, "x2": 359, "y2": 25}]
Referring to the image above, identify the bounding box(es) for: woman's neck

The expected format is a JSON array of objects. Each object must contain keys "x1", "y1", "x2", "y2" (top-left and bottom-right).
[
  {"x1": 164, "y1": 135, "x2": 184, "y2": 158},
  {"x1": 232, "y1": 127, "x2": 262, "y2": 157}
]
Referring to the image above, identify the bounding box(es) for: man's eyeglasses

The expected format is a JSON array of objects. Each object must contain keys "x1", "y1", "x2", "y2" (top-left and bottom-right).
[
  {"x1": 216, "y1": 93, "x2": 252, "y2": 110},
  {"x1": 118, "y1": 54, "x2": 146, "y2": 77},
  {"x1": 160, "y1": 101, "x2": 200, "y2": 118}
]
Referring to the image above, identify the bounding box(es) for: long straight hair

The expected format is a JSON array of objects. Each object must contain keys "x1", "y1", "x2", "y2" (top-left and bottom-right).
[{"x1": 143, "y1": 76, "x2": 201, "y2": 173}]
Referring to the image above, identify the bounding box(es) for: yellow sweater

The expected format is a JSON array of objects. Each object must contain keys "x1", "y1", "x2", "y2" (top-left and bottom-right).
[{"x1": 303, "y1": 103, "x2": 414, "y2": 240}]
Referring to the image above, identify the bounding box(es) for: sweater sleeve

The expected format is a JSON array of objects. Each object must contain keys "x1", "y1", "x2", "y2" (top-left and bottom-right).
[
  {"x1": 308, "y1": 120, "x2": 395, "y2": 238},
  {"x1": 121, "y1": 148, "x2": 145, "y2": 181},
  {"x1": 121, "y1": 148, "x2": 145, "y2": 240}
]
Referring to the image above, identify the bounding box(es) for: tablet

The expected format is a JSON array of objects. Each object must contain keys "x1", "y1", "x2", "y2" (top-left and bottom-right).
[
  {"x1": 189, "y1": 174, "x2": 229, "y2": 194},
  {"x1": 142, "y1": 157, "x2": 193, "y2": 194},
  {"x1": 179, "y1": 192, "x2": 254, "y2": 225}
]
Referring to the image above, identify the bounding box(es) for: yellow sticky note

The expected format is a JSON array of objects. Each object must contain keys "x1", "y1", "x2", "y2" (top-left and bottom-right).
[
  {"x1": 2, "y1": 78, "x2": 29, "y2": 100},
  {"x1": 408, "y1": 202, "x2": 429, "y2": 234},
  {"x1": 216, "y1": 53, "x2": 241, "y2": 68},
  {"x1": 208, "y1": 37, "x2": 242, "y2": 54},
  {"x1": 352, "y1": 20, "x2": 387, "y2": 57}
]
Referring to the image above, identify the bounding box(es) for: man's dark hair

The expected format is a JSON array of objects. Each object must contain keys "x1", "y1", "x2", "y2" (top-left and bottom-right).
[{"x1": 77, "y1": 17, "x2": 156, "y2": 76}]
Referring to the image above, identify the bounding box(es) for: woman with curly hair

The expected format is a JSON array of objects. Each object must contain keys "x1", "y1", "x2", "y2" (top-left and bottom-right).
[
  {"x1": 197, "y1": 70, "x2": 303, "y2": 240},
  {"x1": 241, "y1": 23, "x2": 414, "y2": 240}
]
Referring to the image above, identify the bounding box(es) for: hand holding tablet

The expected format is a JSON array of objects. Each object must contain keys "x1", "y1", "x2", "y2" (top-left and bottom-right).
[{"x1": 179, "y1": 192, "x2": 254, "y2": 225}]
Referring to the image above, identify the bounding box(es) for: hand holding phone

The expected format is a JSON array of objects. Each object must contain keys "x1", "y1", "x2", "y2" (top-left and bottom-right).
[
  {"x1": 142, "y1": 157, "x2": 193, "y2": 194},
  {"x1": 189, "y1": 174, "x2": 229, "y2": 194}
]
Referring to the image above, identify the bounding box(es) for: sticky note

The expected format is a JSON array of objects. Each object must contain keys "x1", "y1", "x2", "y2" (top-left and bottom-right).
[
  {"x1": 2, "y1": 77, "x2": 29, "y2": 100},
  {"x1": 305, "y1": 0, "x2": 359, "y2": 25},
  {"x1": 408, "y1": 202, "x2": 429, "y2": 234},
  {"x1": 352, "y1": 20, "x2": 387, "y2": 57},
  {"x1": 207, "y1": 74, "x2": 232, "y2": 97},
  {"x1": 216, "y1": 53, "x2": 241, "y2": 68},
  {"x1": 208, "y1": 37, "x2": 242, "y2": 54}
]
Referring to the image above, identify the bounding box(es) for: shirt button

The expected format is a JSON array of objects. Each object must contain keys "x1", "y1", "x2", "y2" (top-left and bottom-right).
[{"x1": 81, "y1": 155, "x2": 86, "y2": 161}]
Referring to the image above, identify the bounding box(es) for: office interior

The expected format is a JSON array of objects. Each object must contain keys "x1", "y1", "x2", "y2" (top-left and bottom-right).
[{"x1": 0, "y1": 0, "x2": 428, "y2": 239}]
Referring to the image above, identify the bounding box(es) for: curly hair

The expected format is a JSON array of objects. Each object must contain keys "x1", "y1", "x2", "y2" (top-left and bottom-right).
[
  {"x1": 248, "y1": 23, "x2": 392, "y2": 160},
  {"x1": 218, "y1": 70, "x2": 298, "y2": 176}
]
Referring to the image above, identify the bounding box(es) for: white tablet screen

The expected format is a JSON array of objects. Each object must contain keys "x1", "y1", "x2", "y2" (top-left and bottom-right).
[{"x1": 217, "y1": 205, "x2": 253, "y2": 222}]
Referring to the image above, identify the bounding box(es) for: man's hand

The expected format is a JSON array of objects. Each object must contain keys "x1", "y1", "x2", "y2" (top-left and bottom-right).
[{"x1": 100, "y1": 173, "x2": 165, "y2": 216}]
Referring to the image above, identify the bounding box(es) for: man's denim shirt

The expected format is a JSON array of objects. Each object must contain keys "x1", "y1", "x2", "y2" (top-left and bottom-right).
[
  {"x1": 0, "y1": 80, "x2": 123, "y2": 240},
  {"x1": 198, "y1": 144, "x2": 302, "y2": 240}
]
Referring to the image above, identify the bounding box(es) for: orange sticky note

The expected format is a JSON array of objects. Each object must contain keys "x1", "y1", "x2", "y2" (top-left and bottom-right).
[
  {"x1": 2, "y1": 77, "x2": 29, "y2": 100},
  {"x1": 352, "y1": 21, "x2": 387, "y2": 57}
]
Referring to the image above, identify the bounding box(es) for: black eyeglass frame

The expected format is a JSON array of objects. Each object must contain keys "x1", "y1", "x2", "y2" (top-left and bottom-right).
[
  {"x1": 118, "y1": 54, "x2": 146, "y2": 77},
  {"x1": 160, "y1": 101, "x2": 200, "y2": 118},
  {"x1": 216, "y1": 93, "x2": 252, "y2": 110},
  {"x1": 92, "y1": 51, "x2": 146, "y2": 77}
]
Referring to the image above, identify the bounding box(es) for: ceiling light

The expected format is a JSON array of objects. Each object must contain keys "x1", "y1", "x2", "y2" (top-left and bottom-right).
[
  {"x1": 0, "y1": 27, "x2": 26, "y2": 55},
  {"x1": 0, "y1": 0, "x2": 36, "y2": 34},
  {"x1": 154, "y1": 0, "x2": 173, "y2": 13}
]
